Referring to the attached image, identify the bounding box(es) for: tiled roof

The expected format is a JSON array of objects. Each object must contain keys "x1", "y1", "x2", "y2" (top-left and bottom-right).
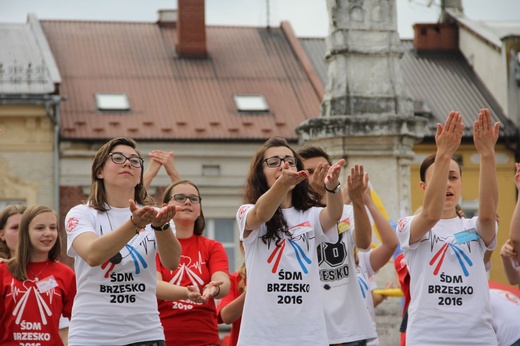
[
  {"x1": 41, "y1": 20, "x2": 322, "y2": 141},
  {"x1": 300, "y1": 38, "x2": 517, "y2": 139},
  {"x1": 0, "y1": 14, "x2": 59, "y2": 95}
]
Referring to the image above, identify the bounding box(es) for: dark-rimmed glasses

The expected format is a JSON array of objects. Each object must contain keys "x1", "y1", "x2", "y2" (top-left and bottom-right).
[
  {"x1": 170, "y1": 194, "x2": 201, "y2": 204},
  {"x1": 109, "y1": 152, "x2": 144, "y2": 168},
  {"x1": 263, "y1": 156, "x2": 297, "y2": 168}
]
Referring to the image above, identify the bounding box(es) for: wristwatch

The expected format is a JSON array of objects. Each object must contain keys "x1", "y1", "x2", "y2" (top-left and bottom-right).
[
  {"x1": 151, "y1": 223, "x2": 170, "y2": 231},
  {"x1": 324, "y1": 183, "x2": 341, "y2": 194}
]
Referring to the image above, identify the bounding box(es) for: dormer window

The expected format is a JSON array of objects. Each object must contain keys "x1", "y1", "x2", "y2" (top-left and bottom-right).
[
  {"x1": 233, "y1": 94, "x2": 269, "y2": 113},
  {"x1": 95, "y1": 93, "x2": 130, "y2": 112}
]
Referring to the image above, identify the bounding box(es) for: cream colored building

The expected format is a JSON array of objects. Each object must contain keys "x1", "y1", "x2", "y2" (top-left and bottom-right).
[{"x1": 0, "y1": 14, "x2": 61, "y2": 212}]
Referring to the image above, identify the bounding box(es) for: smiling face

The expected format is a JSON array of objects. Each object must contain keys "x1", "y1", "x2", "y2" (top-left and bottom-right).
[
  {"x1": 97, "y1": 144, "x2": 142, "y2": 189},
  {"x1": 0, "y1": 213, "x2": 22, "y2": 258},
  {"x1": 167, "y1": 183, "x2": 202, "y2": 224},
  {"x1": 263, "y1": 146, "x2": 298, "y2": 188},
  {"x1": 28, "y1": 211, "x2": 58, "y2": 261},
  {"x1": 422, "y1": 159, "x2": 462, "y2": 212}
]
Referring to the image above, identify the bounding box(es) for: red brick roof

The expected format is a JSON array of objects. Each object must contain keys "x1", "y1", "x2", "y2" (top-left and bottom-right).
[{"x1": 41, "y1": 20, "x2": 322, "y2": 141}]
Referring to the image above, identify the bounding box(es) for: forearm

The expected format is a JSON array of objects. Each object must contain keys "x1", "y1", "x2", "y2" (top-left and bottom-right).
[
  {"x1": 367, "y1": 202, "x2": 398, "y2": 255},
  {"x1": 352, "y1": 202, "x2": 372, "y2": 249},
  {"x1": 510, "y1": 199, "x2": 520, "y2": 264},
  {"x1": 322, "y1": 190, "x2": 344, "y2": 231},
  {"x1": 477, "y1": 154, "x2": 498, "y2": 244},
  {"x1": 156, "y1": 280, "x2": 189, "y2": 300},
  {"x1": 210, "y1": 271, "x2": 230, "y2": 299},
  {"x1": 156, "y1": 229, "x2": 182, "y2": 270},
  {"x1": 246, "y1": 183, "x2": 290, "y2": 230},
  {"x1": 422, "y1": 152, "x2": 451, "y2": 220},
  {"x1": 143, "y1": 164, "x2": 161, "y2": 190},
  {"x1": 77, "y1": 219, "x2": 140, "y2": 266},
  {"x1": 501, "y1": 255, "x2": 520, "y2": 285},
  {"x1": 220, "y1": 292, "x2": 246, "y2": 324}
]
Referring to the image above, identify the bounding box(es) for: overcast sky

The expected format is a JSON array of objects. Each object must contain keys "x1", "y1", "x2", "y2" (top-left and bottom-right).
[{"x1": 0, "y1": 0, "x2": 517, "y2": 39}]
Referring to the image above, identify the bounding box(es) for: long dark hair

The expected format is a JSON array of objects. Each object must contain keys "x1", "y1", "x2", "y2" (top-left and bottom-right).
[
  {"x1": 8, "y1": 205, "x2": 61, "y2": 281},
  {"x1": 162, "y1": 180, "x2": 206, "y2": 235},
  {"x1": 243, "y1": 137, "x2": 319, "y2": 246},
  {"x1": 88, "y1": 137, "x2": 155, "y2": 211}
]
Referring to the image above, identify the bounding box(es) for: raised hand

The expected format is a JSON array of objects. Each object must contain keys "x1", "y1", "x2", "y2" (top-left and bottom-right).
[
  {"x1": 324, "y1": 159, "x2": 346, "y2": 190},
  {"x1": 308, "y1": 161, "x2": 330, "y2": 196},
  {"x1": 473, "y1": 108, "x2": 500, "y2": 155},
  {"x1": 435, "y1": 111, "x2": 464, "y2": 157},
  {"x1": 277, "y1": 161, "x2": 309, "y2": 189},
  {"x1": 347, "y1": 164, "x2": 368, "y2": 205}
]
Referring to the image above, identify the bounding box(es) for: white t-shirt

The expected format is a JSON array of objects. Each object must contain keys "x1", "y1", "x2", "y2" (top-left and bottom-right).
[
  {"x1": 65, "y1": 203, "x2": 164, "y2": 345},
  {"x1": 319, "y1": 205, "x2": 377, "y2": 344},
  {"x1": 489, "y1": 289, "x2": 520, "y2": 346},
  {"x1": 357, "y1": 250, "x2": 378, "y2": 346},
  {"x1": 236, "y1": 205, "x2": 337, "y2": 346},
  {"x1": 397, "y1": 216, "x2": 497, "y2": 346}
]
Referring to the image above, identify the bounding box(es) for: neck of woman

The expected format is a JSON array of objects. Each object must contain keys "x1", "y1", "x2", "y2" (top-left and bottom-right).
[
  {"x1": 175, "y1": 221, "x2": 195, "y2": 239},
  {"x1": 105, "y1": 186, "x2": 136, "y2": 208}
]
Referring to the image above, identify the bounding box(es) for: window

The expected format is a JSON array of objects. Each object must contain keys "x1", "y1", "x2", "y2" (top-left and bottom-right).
[
  {"x1": 205, "y1": 219, "x2": 240, "y2": 272},
  {"x1": 233, "y1": 94, "x2": 269, "y2": 113},
  {"x1": 95, "y1": 93, "x2": 130, "y2": 111},
  {"x1": 203, "y1": 165, "x2": 221, "y2": 177}
]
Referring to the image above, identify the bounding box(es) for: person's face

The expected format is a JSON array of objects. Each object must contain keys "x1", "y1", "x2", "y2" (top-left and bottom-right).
[
  {"x1": 29, "y1": 211, "x2": 58, "y2": 259},
  {"x1": 97, "y1": 144, "x2": 142, "y2": 188},
  {"x1": 422, "y1": 159, "x2": 462, "y2": 211},
  {"x1": 167, "y1": 183, "x2": 201, "y2": 223},
  {"x1": 0, "y1": 213, "x2": 22, "y2": 258},
  {"x1": 263, "y1": 146, "x2": 297, "y2": 188},
  {"x1": 301, "y1": 156, "x2": 328, "y2": 178}
]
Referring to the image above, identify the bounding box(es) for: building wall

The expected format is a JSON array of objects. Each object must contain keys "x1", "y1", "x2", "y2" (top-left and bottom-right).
[
  {"x1": 0, "y1": 105, "x2": 55, "y2": 208},
  {"x1": 411, "y1": 143, "x2": 516, "y2": 284},
  {"x1": 458, "y1": 29, "x2": 508, "y2": 115}
]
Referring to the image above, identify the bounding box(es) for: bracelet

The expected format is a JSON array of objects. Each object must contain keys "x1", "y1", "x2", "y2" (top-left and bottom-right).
[
  {"x1": 130, "y1": 216, "x2": 144, "y2": 234},
  {"x1": 204, "y1": 284, "x2": 220, "y2": 298},
  {"x1": 324, "y1": 183, "x2": 341, "y2": 194}
]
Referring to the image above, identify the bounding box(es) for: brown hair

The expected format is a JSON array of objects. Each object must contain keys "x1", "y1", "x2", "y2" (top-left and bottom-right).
[
  {"x1": 0, "y1": 205, "x2": 27, "y2": 259},
  {"x1": 419, "y1": 153, "x2": 462, "y2": 183},
  {"x1": 88, "y1": 137, "x2": 154, "y2": 211},
  {"x1": 162, "y1": 180, "x2": 206, "y2": 235},
  {"x1": 8, "y1": 205, "x2": 60, "y2": 281},
  {"x1": 243, "y1": 136, "x2": 320, "y2": 246},
  {"x1": 297, "y1": 145, "x2": 332, "y2": 165}
]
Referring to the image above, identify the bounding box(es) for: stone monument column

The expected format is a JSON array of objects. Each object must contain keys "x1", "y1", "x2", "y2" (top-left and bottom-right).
[
  {"x1": 296, "y1": 0, "x2": 426, "y2": 221},
  {"x1": 295, "y1": 1, "x2": 427, "y2": 344}
]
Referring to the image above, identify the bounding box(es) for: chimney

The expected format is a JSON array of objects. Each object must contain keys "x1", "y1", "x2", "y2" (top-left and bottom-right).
[
  {"x1": 177, "y1": 0, "x2": 207, "y2": 57},
  {"x1": 413, "y1": 23, "x2": 458, "y2": 51}
]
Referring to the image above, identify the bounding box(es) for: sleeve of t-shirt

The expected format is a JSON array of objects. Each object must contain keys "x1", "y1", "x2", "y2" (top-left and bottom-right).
[
  {"x1": 208, "y1": 240, "x2": 229, "y2": 275},
  {"x1": 64, "y1": 204, "x2": 97, "y2": 257},
  {"x1": 396, "y1": 215, "x2": 417, "y2": 252},
  {"x1": 237, "y1": 204, "x2": 257, "y2": 243},
  {"x1": 358, "y1": 249, "x2": 376, "y2": 277},
  {"x1": 216, "y1": 273, "x2": 239, "y2": 324}
]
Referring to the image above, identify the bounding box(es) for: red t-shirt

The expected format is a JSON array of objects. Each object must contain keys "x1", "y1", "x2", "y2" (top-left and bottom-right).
[
  {"x1": 216, "y1": 272, "x2": 245, "y2": 346},
  {"x1": 156, "y1": 235, "x2": 229, "y2": 346},
  {"x1": 0, "y1": 260, "x2": 76, "y2": 346}
]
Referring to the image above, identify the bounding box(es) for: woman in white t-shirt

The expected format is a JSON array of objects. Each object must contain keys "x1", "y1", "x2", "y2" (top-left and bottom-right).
[
  {"x1": 65, "y1": 137, "x2": 182, "y2": 346},
  {"x1": 236, "y1": 136, "x2": 345, "y2": 346},
  {"x1": 396, "y1": 110, "x2": 499, "y2": 345}
]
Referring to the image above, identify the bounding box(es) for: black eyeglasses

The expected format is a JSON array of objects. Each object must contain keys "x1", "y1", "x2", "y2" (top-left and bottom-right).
[
  {"x1": 109, "y1": 152, "x2": 144, "y2": 168},
  {"x1": 263, "y1": 156, "x2": 297, "y2": 168},
  {"x1": 170, "y1": 194, "x2": 201, "y2": 204}
]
